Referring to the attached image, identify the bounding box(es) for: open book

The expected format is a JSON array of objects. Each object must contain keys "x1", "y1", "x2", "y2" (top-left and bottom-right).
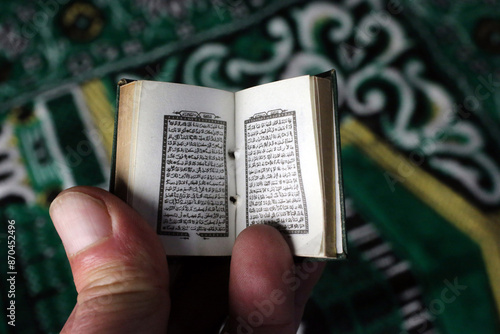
[{"x1": 111, "y1": 71, "x2": 346, "y2": 259}]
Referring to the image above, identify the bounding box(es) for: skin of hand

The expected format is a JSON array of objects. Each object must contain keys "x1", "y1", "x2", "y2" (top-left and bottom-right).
[{"x1": 49, "y1": 186, "x2": 325, "y2": 333}]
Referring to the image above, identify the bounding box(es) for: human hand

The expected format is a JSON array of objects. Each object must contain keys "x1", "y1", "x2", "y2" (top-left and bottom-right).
[{"x1": 50, "y1": 186, "x2": 325, "y2": 333}]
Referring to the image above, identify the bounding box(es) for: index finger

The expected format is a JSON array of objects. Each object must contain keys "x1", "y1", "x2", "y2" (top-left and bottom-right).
[{"x1": 226, "y1": 225, "x2": 323, "y2": 334}]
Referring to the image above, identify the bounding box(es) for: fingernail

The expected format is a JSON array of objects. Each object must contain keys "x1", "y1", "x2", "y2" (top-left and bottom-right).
[{"x1": 50, "y1": 192, "x2": 112, "y2": 255}]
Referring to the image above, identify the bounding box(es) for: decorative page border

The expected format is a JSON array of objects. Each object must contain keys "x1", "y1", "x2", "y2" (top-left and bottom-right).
[
  {"x1": 244, "y1": 110, "x2": 309, "y2": 234},
  {"x1": 157, "y1": 113, "x2": 229, "y2": 238}
]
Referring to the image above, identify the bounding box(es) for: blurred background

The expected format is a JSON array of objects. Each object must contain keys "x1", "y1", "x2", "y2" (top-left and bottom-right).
[{"x1": 0, "y1": 0, "x2": 499, "y2": 333}]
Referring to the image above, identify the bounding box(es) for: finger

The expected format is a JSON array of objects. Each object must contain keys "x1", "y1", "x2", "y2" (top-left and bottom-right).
[
  {"x1": 226, "y1": 225, "x2": 296, "y2": 334},
  {"x1": 291, "y1": 259, "x2": 326, "y2": 322},
  {"x1": 49, "y1": 186, "x2": 170, "y2": 333}
]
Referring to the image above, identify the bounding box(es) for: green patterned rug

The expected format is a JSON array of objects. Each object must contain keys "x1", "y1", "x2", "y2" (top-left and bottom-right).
[{"x1": 1, "y1": 0, "x2": 499, "y2": 333}]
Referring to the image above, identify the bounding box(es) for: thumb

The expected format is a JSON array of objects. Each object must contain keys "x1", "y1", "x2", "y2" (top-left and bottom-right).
[{"x1": 49, "y1": 186, "x2": 169, "y2": 333}]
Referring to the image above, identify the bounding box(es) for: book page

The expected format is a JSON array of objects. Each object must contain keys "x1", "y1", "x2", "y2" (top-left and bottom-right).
[
  {"x1": 234, "y1": 76, "x2": 325, "y2": 256},
  {"x1": 314, "y1": 76, "x2": 339, "y2": 257},
  {"x1": 130, "y1": 81, "x2": 236, "y2": 256}
]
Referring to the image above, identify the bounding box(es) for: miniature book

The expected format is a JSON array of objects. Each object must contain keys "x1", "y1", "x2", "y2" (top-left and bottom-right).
[{"x1": 111, "y1": 70, "x2": 346, "y2": 258}]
